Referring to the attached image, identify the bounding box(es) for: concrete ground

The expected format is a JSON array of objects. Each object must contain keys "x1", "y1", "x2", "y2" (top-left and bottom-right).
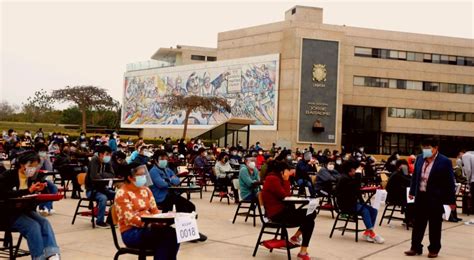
[{"x1": 12, "y1": 190, "x2": 474, "y2": 260}]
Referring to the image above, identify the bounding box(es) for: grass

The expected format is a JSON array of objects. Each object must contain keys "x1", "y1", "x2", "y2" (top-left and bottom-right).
[{"x1": 0, "y1": 121, "x2": 74, "y2": 135}]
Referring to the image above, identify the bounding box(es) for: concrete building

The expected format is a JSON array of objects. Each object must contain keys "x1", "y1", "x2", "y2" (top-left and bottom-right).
[{"x1": 127, "y1": 6, "x2": 474, "y2": 157}]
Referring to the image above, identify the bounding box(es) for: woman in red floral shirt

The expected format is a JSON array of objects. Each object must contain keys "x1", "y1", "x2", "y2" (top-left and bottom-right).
[{"x1": 114, "y1": 163, "x2": 179, "y2": 260}]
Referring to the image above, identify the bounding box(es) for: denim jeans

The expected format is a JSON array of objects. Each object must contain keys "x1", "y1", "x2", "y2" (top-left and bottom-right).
[
  {"x1": 297, "y1": 179, "x2": 316, "y2": 197},
  {"x1": 12, "y1": 211, "x2": 60, "y2": 259},
  {"x1": 356, "y1": 203, "x2": 378, "y2": 229},
  {"x1": 122, "y1": 227, "x2": 179, "y2": 260},
  {"x1": 38, "y1": 180, "x2": 58, "y2": 211},
  {"x1": 86, "y1": 189, "x2": 115, "y2": 224}
]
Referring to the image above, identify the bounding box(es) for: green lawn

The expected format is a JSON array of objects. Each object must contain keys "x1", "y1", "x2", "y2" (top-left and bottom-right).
[{"x1": 0, "y1": 121, "x2": 73, "y2": 135}]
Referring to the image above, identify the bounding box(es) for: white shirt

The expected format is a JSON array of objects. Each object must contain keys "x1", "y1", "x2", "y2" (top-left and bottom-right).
[{"x1": 420, "y1": 152, "x2": 438, "y2": 192}]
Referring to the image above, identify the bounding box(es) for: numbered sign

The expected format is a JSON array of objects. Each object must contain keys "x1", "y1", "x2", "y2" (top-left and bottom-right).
[{"x1": 175, "y1": 215, "x2": 200, "y2": 243}]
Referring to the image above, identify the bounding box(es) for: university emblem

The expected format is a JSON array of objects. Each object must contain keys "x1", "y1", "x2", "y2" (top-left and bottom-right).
[{"x1": 312, "y1": 64, "x2": 327, "y2": 82}]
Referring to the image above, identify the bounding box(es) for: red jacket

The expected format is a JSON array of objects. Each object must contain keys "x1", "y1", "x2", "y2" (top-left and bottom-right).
[{"x1": 262, "y1": 173, "x2": 291, "y2": 219}]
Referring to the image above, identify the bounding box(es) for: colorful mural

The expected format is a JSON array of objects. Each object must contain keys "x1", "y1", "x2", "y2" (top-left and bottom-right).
[{"x1": 121, "y1": 54, "x2": 279, "y2": 129}]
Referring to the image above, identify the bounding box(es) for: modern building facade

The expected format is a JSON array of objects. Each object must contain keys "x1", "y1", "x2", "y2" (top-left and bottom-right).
[{"x1": 124, "y1": 6, "x2": 474, "y2": 157}]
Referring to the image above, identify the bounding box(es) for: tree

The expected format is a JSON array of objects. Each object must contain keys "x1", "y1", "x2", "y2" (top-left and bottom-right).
[
  {"x1": 52, "y1": 86, "x2": 117, "y2": 133},
  {"x1": 22, "y1": 89, "x2": 54, "y2": 122},
  {"x1": 166, "y1": 95, "x2": 231, "y2": 139},
  {"x1": 0, "y1": 101, "x2": 19, "y2": 121}
]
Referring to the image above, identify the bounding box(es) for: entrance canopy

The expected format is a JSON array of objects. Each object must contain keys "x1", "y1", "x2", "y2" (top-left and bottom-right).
[{"x1": 195, "y1": 118, "x2": 255, "y2": 149}]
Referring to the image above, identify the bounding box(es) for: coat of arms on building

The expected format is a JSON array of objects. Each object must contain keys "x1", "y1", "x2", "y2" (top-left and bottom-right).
[{"x1": 312, "y1": 64, "x2": 327, "y2": 82}]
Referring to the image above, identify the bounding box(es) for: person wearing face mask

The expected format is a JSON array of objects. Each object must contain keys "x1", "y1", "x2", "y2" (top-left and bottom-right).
[
  {"x1": 334, "y1": 156, "x2": 344, "y2": 173},
  {"x1": 238, "y1": 155, "x2": 261, "y2": 201},
  {"x1": 193, "y1": 148, "x2": 214, "y2": 182},
  {"x1": 114, "y1": 162, "x2": 179, "y2": 260},
  {"x1": 0, "y1": 151, "x2": 61, "y2": 260},
  {"x1": 385, "y1": 152, "x2": 400, "y2": 174},
  {"x1": 229, "y1": 147, "x2": 242, "y2": 168},
  {"x1": 35, "y1": 143, "x2": 59, "y2": 215},
  {"x1": 296, "y1": 152, "x2": 317, "y2": 198},
  {"x1": 132, "y1": 146, "x2": 151, "y2": 166},
  {"x1": 336, "y1": 159, "x2": 385, "y2": 244},
  {"x1": 386, "y1": 160, "x2": 414, "y2": 226},
  {"x1": 85, "y1": 145, "x2": 115, "y2": 228},
  {"x1": 262, "y1": 160, "x2": 316, "y2": 260},
  {"x1": 111, "y1": 151, "x2": 128, "y2": 178},
  {"x1": 405, "y1": 139, "x2": 456, "y2": 258},
  {"x1": 108, "y1": 133, "x2": 118, "y2": 152},
  {"x1": 213, "y1": 152, "x2": 235, "y2": 197},
  {"x1": 315, "y1": 161, "x2": 340, "y2": 197},
  {"x1": 256, "y1": 149, "x2": 265, "y2": 169}
]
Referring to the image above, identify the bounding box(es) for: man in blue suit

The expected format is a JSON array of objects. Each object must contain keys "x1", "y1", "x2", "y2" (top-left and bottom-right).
[{"x1": 405, "y1": 138, "x2": 456, "y2": 258}]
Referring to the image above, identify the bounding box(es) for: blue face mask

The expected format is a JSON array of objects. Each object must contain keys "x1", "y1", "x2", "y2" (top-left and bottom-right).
[
  {"x1": 158, "y1": 160, "x2": 168, "y2": 168},
  {"x1": 134, "y1": 175, "x2": 147, "y2": 187},
  {"x1": 422, "y1": 148, "x2": 433, "y2": 159},
  {"x1": 103, "y1": 155, "x2": 111, "y2": 163}
]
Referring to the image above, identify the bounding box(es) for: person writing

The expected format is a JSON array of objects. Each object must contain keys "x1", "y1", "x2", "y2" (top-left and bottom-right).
[
  {"x1": 0, "y1": 151, "x2": 60, "y2": 260},
  {"x1": 405, "y1": 139, "x2": 456, "y2": 258},
  {"x1": 262, "y1": 160, "x2": 316, "y2": 260},
  {"x1": 114, "y1": 163, "x2": 179, "y2": 260}
]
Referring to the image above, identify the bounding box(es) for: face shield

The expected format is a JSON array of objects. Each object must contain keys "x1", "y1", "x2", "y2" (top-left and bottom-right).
[{"x1": 131, "y1": 164, "x2": 153, "y2": 187}]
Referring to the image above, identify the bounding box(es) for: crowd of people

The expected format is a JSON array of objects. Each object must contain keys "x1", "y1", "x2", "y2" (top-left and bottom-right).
[{"x1": 0, "y1": 128, "x2": 472, "y2": 260}]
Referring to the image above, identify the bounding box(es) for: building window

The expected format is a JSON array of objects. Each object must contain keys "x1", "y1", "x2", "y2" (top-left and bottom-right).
[
  {"x1": 389, "y1": 79, "x2": 397, "y2": 89},
  {"x1": 456, "y1": 84, "x2": 465, "y2": 94},
  {"x1": 355, "y1": 47, "x2": 372, "y2": 57},
  {"x1": 432, "y1": 54, "x2": 440, "y2": 63},
  {"x1": 447, "y1": 112, "x2": 456, "y2": 121},
  {"x1": 353, "y1": 76, "x2": 365, "y2": 86},
  {"x1": 466, "y1": 113, "x2": 474, "y2": 122},
  {"x1": 440, "y1": 83, "x2": 450, "y2": 93},
  {"x1": 372, "y1": 48, "x2": 381, "y2": 58},
  {"x1": 423, "y1": 53, "x2": 432, "y2": 62},
  {"x1": 191, "y1": 55, "x2": 206, "y2": 61},
  {"x1": 389, "y1": 50, "x2": 399, "y2": 59},
  {"x1": 415, "y1": 53, "x2": 424, "y2": 62},
  {"x1": 466, "y1": 57, "x2": 474, "y2": 66},
  {"x1": 407, "y1": 52, "x2": 416, "y2": 61},
  {"x1": 397, "y1": 80, "x2": 407, "y2": 89},
  {"x1": 388, "y1": 107, "x2": 396, "y2": 117},
  {"x1": 457, "y1": 57, "x2": 465, "y2": 65},
  {"x1": 206, "y1": 56, "x2": 217, "y2": 61},
  {"x1": 396, "y1": 108, "x2": 405, "y2": 118},
  {"x1": 465, "y1": 85, "x2": 474, "y2": 94},
  {"x1": 439, "y1": 111, "x2": 448, "y2": 121},
  {"x1": 440, "y1": 55, "x2": 449, "y2": 64},
  {"x1": 448, "y1": 56, "x2": 457, "y2": 65},
  {"x1": 381, "y1": 49, "x2": 389, "y2": 59},
  {"x1": 430, "y1": 111, "x2": 440, "y2": 120},
  {"x1": 398, "y1": 51, "x2": 407, "y2": 60},
  {"x1": 422, "y1": 110, "x2": 430, "y2": 119},
  {"x1": 456, "y1": 113, "x2": 464, "y2": 121},
  {"x1": 406, "y1": 109, "x2": 416, "y2": 118}
]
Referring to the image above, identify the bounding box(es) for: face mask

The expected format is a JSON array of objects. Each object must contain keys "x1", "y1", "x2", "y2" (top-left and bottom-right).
[
  {"x1": 80, "y1": 143, "x2": 87, "y2": 148},
  {"x1": 359, "y1": 148, "x2": 364, "y2": 152},
  {"x1": 134, "y1": 175, "x2": 147, "y2": 187},
  {"x1": 145, "y1": 151, "x2": 153, "y2": 157},
  {"x1": 327, "y1": 164, "x2": 335, "y2": 171},
  {"x1": 422, "y1": 148, "x2": 433, "y2": 159},
  {"x1": 391, "y1": 160, "x2": 396, "y2": 165},
  {"x1": 247, "y1": 161, "x2": 256, "y2": 169},
  {"x1": 197, "y1": 140, "x2": 202, "y2": 144},
  {"x1": 286, "y1": 156, "x2": 292, "y2": 161},
  {"x1": 336, "y1": 159, "x2": 342, "y2": 165},
  {"x1": 39, "y1": 151, "x2": 47, "y2": 158},
  {"x1": 400, "y1": 165, "x2": 409, "y2": 175},
  {"x1": 103, "y1": 155, "x2": 111, "y2": 163},
  {"x1": 25, "y1": 166, "x2": 37, "y2": 178},
  {"x1": 158, "y1": 160, "x2": 168, "y2": 168}
]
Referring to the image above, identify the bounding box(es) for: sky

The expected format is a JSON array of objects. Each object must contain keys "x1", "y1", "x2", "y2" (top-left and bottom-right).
[{"x1": 1, "y1": 0, "x2": 473, "y2": 108}]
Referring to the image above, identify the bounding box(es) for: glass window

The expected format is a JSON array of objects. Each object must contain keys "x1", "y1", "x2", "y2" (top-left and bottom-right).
[
  {"x1": 423, "y1": 53, "x2": 432, "y2": 62},
  {"x1": 439, "y1": 111, "x2": 448, "y2": 120},
  {"x1": 440, "y1": 55, "x2": 449, "y2": 64},
  {"x1": 389, "y1": 79, "x2": 397, "y2": 89},
  {"x1": 448, "y1": 56, "x2": 457, "y2": 65},
  {"x1": 415, "y1": 53, "x2": 424, "y2": 62},
  {"x1": 448, "y1": 84, "x2": 457, "y2": 93},
  {"x1": 398, "y1": 51, "x2": 407, "y2": 60},
  {"x1": 466, "y1": 113, "x2": 473, "y2": 122},
  {"x1": 466, "y1": 57, "x2": 473, "y2": 66},
  {"x1": 412, "y1": 81, "x2": 423, "y2": 90},
  {"x1": 448, "y1": 112, "x2": 456, "y2": 121},
  {"x1": 377, "y1": 78, "x2": 389, "y2": 88},
  {"x1": 457, "y1": 57, "x2": 465, "y2": 65},
  {"x1": 455, "y1": 113, "x2": 464, "y2": 122},
  {"x1": 432, "y1": 54, "x2": 440, "y2": 63},
  {"x1": 353, "y1": 76, "x2": 365, "y2": 86},
  {"x1": 456, "y1": 84, "x2": 465, "y2": 94},
  {"x1": 381, "y1": 49, "x2": 389, "y2": 59},
  {"x1": 415, "y1": 109, "x2": 423, "y2": 119},
  {"x1": 397, "y1": 80, "x2": 407, "y2": 89},
  {"x1": 366, "y1": 77, "x2": 377, "y2": 87},
  {"x1": 191, "y1": 55, "x2": 205, "y2": 61},
  {"x1": 372, "y1": 49, "x2": 381, "y2": 58},
  {"x1": 389, "y1": 50, "x2": 399, "y2": 59},
  {"x1": 422, "y1": 110, "x2": 430, "y2": 119},
  {"x1": 465, "y1": 85, "x2": 473, "y2": 94},
  {"x1": 388, "y1": 108, "x2": 396, "y2": 117},
  {"x1": 431, "y1": 111, "x2": 440, "y2": 120},
  {"x1": 424, "y1": 82, "x2": 439, "y2": 92},
  {"x1": 396, "y1": 108, "x2": 406, "y2": 118},
  {"x1": 440, "y1": 83, "x2": 450, "y2": 92},
  {"x1": 355, "y1": 47, "x2": 372, "y2": 56},
  {"x1": 206, "y1": 56, "x2": 217, "y2": 61},
  {"x1": 406, "y1": 109, "x2": 416, "y2": 118},
  {"x1": 407, "y1": 52, "x2": 416, "y2": 61}
]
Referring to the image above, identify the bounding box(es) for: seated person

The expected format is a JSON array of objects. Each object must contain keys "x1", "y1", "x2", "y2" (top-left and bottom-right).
[
  {"x1": 295, "y1": 152, "x2": 317, "y2": 197},
  {"x1": 35, "y1": 142, "x2": 59, "y2": 215},
  {"x1": 314, "y1": 161, "x2": 341, "y2": 196},
  {"x1": 262, "y1": 160, "x2": 316, "y2": 260},
  {"x1": 336, "y1": 159, "x2": 385, "y2": 244},
  {"x1": 238, "y1": 155, "x2": 260, "y2": 201},
  {"x1": 229, "y1": 147, "x2": 243, "y2": 168},
  {"x1": 0, "y1": 151, "x2": 60, "y2": 259},
  {"x1": 111, "y1": 150, "x2": 128, "y2": 178},
  {"x1": 149, "y1": 151, "x2": 207, "y2": 242},
  {"x1": 193, "y1": 148, "x2": 214, "y2": 182},
  {"x1": 53, "y1": 144, "x2": 82, "y2": 199},
  {"x1": 114, "y1": 163, "x2": 179, "y2": 260},
  {"x1": 9, "y1": 140, "x2": 25, "y2": 161},
  {"x1": 132, "y1": 146, "x2": 151, "y2": 166},
  {"x1": 85, "y1": 145, "x2": 115, "y2": 228},
  {"x1": 386, "y1": 159, "x2": 414, "y2": 225},
  {"x1": 256, "y1": 149, "x2": 265, "y2": 169},
  {"x1": 213, "y1": 152, "x2": 235, "y2": 196}
]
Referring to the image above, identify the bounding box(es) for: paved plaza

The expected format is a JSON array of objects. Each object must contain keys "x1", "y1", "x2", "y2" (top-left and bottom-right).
[{"x1": 14, "y1": 191, "x2": 474, "y2": 260}]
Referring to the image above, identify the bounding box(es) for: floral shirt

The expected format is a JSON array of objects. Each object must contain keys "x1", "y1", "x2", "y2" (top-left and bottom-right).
[{"x1": 114, "y1": 183, "x2": 160, "y2": 233}]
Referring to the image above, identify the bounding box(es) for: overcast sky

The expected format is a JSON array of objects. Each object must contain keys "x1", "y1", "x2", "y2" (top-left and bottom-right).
[{"x1": 1, "y1": 0, "x2": 473, "y2": 108}]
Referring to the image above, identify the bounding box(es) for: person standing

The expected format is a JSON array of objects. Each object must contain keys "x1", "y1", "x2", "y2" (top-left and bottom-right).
[
  {"x1": 405, "y1": 138, "x2": 456, "y2": 258},
  {"x1": 461, "y1": 150, "x2": 474, "y2": 225}
]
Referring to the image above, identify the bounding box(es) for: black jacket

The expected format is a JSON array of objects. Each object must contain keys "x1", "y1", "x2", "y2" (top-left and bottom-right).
[
  {"x1": 386, "y1": 170, "x2": 411, "y2": 205},
  {"x1": 315, "y1": 168, "x2": 340, "y2": 193},
  {"x1": 335, "y1": 173, "x2": 362, "y2": 213},
  {"x1": 85, "y1": 156, "x2": 115, "y2": 191},
  {"x1": 0, "y1": 169, "x2": 33, "y2": 200}
]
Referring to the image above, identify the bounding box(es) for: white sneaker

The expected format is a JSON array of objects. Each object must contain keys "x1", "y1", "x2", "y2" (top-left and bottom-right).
[
  {"x1": 464, "y1": 219, "x2": 474, "y2": 225},
  {"x1": 48, "y1": 253, "x2": 61, "y2": 260},
  {"x1": 371, "y1": 234, "x2": 385, "y2": 244},
  {"x1": 362, "y1": 234, "x2": 374, "y2": 242}
]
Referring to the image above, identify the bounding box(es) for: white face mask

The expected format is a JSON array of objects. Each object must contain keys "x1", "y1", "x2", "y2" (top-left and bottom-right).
[
  {"x1": 336, "y1": 159, "x2": 342, "y2": 165},
  {"x1": 25, "y1": 166, "x2": 37, "y2": 178},
  {"x1": 247, "y1": 161, "x2": 256, "y2": 169}
]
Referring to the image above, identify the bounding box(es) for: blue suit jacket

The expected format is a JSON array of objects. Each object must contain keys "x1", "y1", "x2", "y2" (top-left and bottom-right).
[{"x1": 409, "y1": 153, "x2": 455, "y2": 208}]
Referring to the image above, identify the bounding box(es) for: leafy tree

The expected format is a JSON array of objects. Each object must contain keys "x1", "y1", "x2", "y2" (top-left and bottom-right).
[
  {"x1": 52, "y1": 86, "x2": 117, "y2": 133},
  {"x1": 22, "y1": 89, "x2": 54, "y2": 123},
  {"x1": 0, "y1": 101, "x2": 19, "y2": 121},
  {"x1": 166, "y1": 95, "x2": 231, "y2": 139}
]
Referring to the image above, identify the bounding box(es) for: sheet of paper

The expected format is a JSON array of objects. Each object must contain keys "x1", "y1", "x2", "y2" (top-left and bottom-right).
[
  {"x1": 306, "y1": 199, "x2": 318, "y2": 216},
  {"x1": 455, "y1": 183, "x2": 462, "y2": 195},
  {"x1": 175, "y1": 215, "x2": 200, "y2": 243},
  {"x1": 407, "y1": 187, "x2": 415, "y2": 203},
  {"x1": 443, "y1": 205, "x2": 451, "y2": 221},
  {"x1": 372, "y1": 189, "x2": 387, "y2": 210}
]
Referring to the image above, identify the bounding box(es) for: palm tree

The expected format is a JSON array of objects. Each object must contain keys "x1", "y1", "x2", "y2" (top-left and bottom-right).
[{"x1": 166, "y1": 95, "x2": 231, "y2": 139}]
